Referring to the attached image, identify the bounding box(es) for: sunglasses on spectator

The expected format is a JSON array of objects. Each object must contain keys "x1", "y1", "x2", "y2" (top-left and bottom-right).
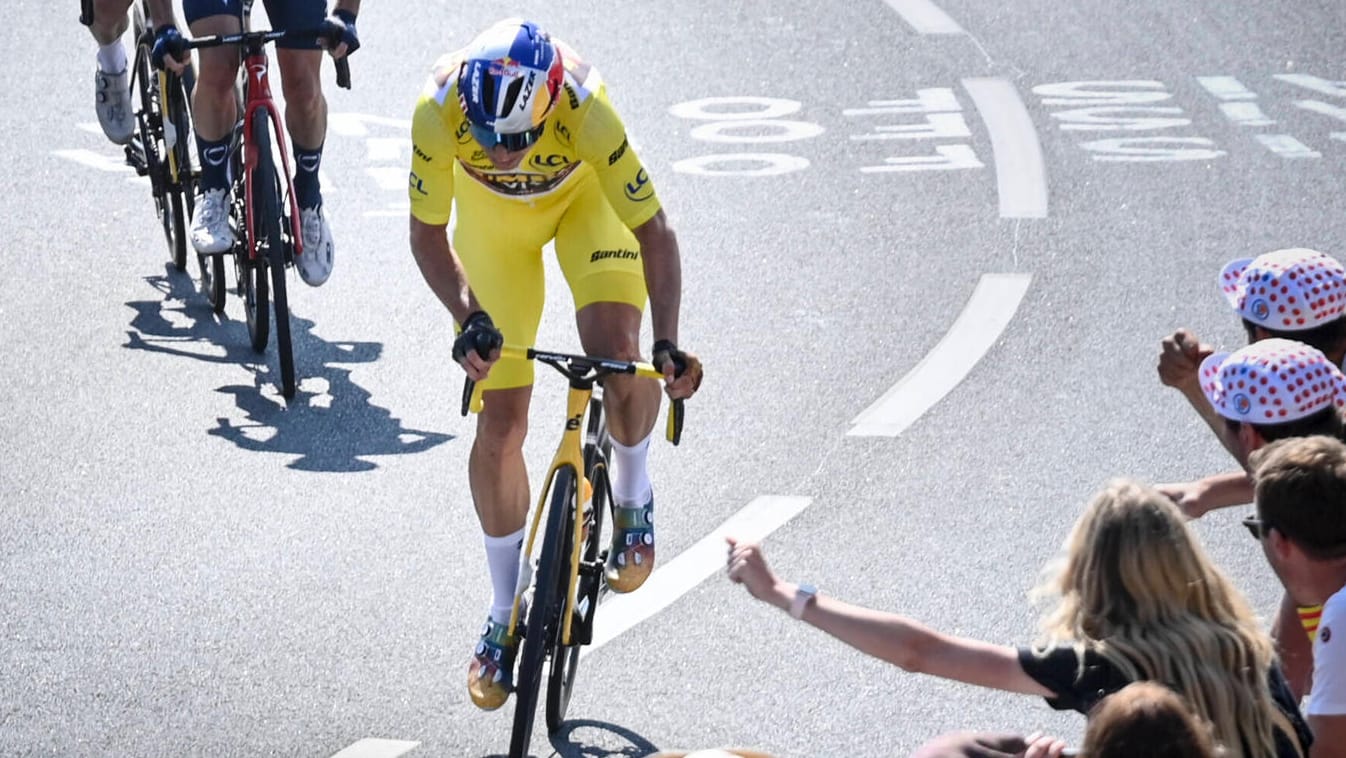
[
  {"x1": 1242, "y1": 515, "x2": 1272, "y2": 540},
  {"x1": 470, "y1": 122, "x2": 545, "y2": 152}
]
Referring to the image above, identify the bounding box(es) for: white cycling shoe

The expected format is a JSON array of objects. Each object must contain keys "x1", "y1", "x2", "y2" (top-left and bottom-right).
[
  {"x1": 95, "y1": 67, "x2": 135, "y2": 145},
  {"x1": 297, "y1": 205, "x2": 334, "y2": 287},
  {"x1": 191, "y1": 188, "x2": 235, "y2": 254}
]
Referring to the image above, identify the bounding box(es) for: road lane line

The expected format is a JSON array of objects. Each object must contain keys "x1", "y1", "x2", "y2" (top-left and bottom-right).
[
  {"x1": 581, "y1": 495, "x2": 813, "y2": 657},
  {"x1": 1256, "y1": 134, "x2": 1321, "y2": 158},
  {"x1": 330, "y1": 738, "x2": 420, "y2": 758},
  {"x1": 848, "y1": 274, "x2": 1032, "y2": 437},
  {"x1": 1197, "y1": 76, "x2": 1258, "y2": 101},
  {"x1": 962, "y1": 78, "x2": 1049, "y2": 219},
  {"x1": 882, "y1": 0, "x2": 965, "y2": 34}
]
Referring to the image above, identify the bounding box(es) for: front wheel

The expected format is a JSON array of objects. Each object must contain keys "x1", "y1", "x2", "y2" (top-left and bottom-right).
[
  {"x1": 509, "y1": 467, "x2": 574, "y2": 758},
  {"x1": 546, "y1": 397, "x2": 611, "y2": 730},
  {"x1": 199, "y1": 251, "x2": 226, "y2": 314}
]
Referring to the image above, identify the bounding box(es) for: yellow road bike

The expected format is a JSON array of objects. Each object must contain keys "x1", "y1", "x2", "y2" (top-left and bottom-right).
[{"x1": 461, "y1": 345, "x2": 683, "y2": 758}]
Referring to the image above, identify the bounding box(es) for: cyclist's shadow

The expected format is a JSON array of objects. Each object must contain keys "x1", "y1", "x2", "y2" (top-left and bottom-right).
[{"x1": 124, "y1": 268, "x2": 452, "y2": 472}]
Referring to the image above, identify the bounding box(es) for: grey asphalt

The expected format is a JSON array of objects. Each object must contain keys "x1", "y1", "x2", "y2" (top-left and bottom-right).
[{"x1": 4, "y1": 1, "x2": 1346, "y2": 756}]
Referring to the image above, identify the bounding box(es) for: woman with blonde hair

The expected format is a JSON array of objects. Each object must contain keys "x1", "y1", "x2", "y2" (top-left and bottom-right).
[{"x1": 727, "y1": 478, "x2": 1312, "y2": 758}]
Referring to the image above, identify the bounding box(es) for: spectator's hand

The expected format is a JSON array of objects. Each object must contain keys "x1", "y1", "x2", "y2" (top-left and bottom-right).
[
  {"x1": 1158, "y1": 329, "x2": 1213, "y2": 391},
  {"x1": 726, "y1": 537, "x2": 781, "y2": 605},
  {"x1": 150, "y1": 25, "x2": 189, "y2": 74},
  {"x1": 1157, "y1": 479, "x2": 1211, "y2": 519},
  {"x1": 652, "y1": 340, "x2": 703, "y2": 400},
  {"x1": 1022, "y1": 732, "x2": 1069, "y2": 758},
  {"x1": 452, "y1": 311, "x2": 502, "y2": 381},
  {"x1": 320, "y1": 9, "x2": 359, "y2": 59}
]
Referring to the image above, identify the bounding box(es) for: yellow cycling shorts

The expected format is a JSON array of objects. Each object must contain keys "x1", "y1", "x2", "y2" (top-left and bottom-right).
[{"x1": 453, "y1": 162, "x2": 647, "y2": 392}]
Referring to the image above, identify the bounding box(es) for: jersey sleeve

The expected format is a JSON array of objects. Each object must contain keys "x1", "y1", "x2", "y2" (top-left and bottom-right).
[
  {"x1": 575, "y1": 89, "x2": 662, "y2": 230},
  {"x1": 409, "y1": 83, "x2": 456, "y2": 226},
  {"x1": 1309, "y1": 592, "x2": 1346, "y2": 715},
  {"x1": 1016, "y1": 645, "x2": 1130, "y2": 714}
]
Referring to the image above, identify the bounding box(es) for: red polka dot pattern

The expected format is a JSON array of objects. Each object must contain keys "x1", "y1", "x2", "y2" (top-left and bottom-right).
[
  {"x1": 1220, "y1": 248, "x2": 1346, "y2": 331},
  {"x1": 1200, "y1": 339, "x2": 1346, "y2": 424}
]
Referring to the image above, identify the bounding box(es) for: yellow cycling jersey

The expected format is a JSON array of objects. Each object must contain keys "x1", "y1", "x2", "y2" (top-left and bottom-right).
[{"x1": 409, "y1": 41, "x2": 662, "y2": 229}]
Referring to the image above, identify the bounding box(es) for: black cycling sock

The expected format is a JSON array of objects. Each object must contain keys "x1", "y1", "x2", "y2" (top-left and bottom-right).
[
  {"x1": 293, "y1": 143, "x2": 323, "y2": 210},
  {"x1": 196, "y1": 134, "x2": 231, "y2": 193}
]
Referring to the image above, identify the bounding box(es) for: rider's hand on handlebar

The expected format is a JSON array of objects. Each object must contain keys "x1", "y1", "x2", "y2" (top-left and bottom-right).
[
  {"x1": 452, "y1": 311, "x2": 503, "y2": 381},
  {"x1": 150, "y1": 25, "x2": 189, "y2": 74},
  {"x1": 652, "y1": 339, "x2": 703, "y2": 400},
  {"x1": 320, "y1": 9, "x2": 360, "y2": 59}
]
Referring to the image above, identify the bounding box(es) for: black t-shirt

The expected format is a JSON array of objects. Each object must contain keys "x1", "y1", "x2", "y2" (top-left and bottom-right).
[{"x1": 1017, "y1": 644, "x2": 1312, "y2": 758}]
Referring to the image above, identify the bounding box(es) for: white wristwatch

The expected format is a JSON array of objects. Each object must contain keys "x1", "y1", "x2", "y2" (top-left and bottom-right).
[{"x1": 789, "y1": 583, "x2": 818, "y2": 620}]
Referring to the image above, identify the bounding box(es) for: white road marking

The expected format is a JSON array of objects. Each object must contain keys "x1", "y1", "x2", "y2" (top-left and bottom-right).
[
  {"x1": 330, "y1": 738, "x2": 419, "y2": 758},
  {"x1": 53, "y1": 149, "x2": 134, "y2": 172},
  {"x1": 1256, "y1": 134, "x2": 1321, "y2": 158},
  {"x1": 1197, "y1": 76, "x2": 1258, "y2": 101},
  {"x1": 883, "y1": 0, "x2": 965, "y2": 34},
  {"x1": 859, "y1": 143, "x2": 984, "y2": 173},
  {"x1": 1218, "y1": 102, "x2": 1275, "y2": 127},
  {"x1": 849, "y1": 273, "x2": 1032, "y2": 437},
  {"x1": 962, "y1": 78, "x2": 1049, "y2": 218},
  {"x1": 581, "y1": 495, "x2": 813, "y2": 657}
]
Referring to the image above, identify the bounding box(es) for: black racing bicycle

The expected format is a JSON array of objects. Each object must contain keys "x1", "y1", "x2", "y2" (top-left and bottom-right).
[
  {"x1": 461, "y1": 347, "x2": 684, "y2": 758},
  {"x1": 82, "y1": 0, "x2": 216, "y2": 302}
]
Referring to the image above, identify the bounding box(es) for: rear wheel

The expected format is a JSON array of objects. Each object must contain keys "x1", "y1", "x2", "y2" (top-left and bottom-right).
[
  {"x1": 129, "y1": 11, "x2": 179, "y2": 269},
  {"x1": 509, "y1": 467, "x2": 574, "y2": 758},
  {"x1": 162, "y1": 61, "x2": 202, "y2": 285},
  {"x1": 546, "y1": 395, "x2": 611, "y2": 730},
  {"x1": 251, "y1": 116, "x2": 297, "y2": 397}
]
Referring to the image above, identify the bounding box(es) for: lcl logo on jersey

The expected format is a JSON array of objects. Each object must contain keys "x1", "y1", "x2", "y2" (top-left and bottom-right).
[
  {"x1": 530, "y1": 153, "x2": 570, "y2": 169},
  {"x1": 625, "y1": 168, "x2": 652, "y2": 202},
  {"x1": 455, "y1": 119, "x2": 473, "y2": 145}
]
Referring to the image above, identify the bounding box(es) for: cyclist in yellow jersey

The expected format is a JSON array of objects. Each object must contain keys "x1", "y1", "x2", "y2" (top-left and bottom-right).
[{"x1": 407, "y1": 19, "x2": 703, "y2": 711}]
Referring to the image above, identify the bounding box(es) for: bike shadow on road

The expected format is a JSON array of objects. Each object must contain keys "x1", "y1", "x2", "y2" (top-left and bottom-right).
[{"x1": 123, "y1": 268, "x2": 452, "y2": 472}]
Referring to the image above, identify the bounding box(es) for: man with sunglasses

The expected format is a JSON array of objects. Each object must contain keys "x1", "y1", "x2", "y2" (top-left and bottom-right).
[
  {"x1": 407, "y1": 19, "x2": 703, "y2": 711},
  {"x1": 1194, "y1": 338, "x2": 1346, "y2": 699},
  {"x1": 1249, "y1": 435, "x2": 1346, "y2": 758}
]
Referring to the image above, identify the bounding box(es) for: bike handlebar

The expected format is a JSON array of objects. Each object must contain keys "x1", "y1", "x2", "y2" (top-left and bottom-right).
[
  {"x1": 178, "y1": 28, "x2": 351, "y2": 89},
  {"x1": 459, "y1": 345, "x2": 686, "y2": 445}
]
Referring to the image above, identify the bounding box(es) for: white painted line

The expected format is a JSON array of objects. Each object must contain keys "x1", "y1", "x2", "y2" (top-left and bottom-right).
[
  {"x1": 1197, "y1": 76, "x2": 1258, "y2": 101},
  {"x1": 1219, "y1": 102, "x2": 1275, "y2": 127},
  {"x1": 330, "y1": 738, "x2": 419, "y2": 758},
  {"x1": 962, "y1": 78, "x2": 1049, "y2": 219},
  {"x1": 1256, "y1": 134, "x2": 1321, "y2": 158},
  {"x1": 882, "y1": 0, "x2": 965, "y2": 34},
  {"x1": 1294, "y1": 99, "x2": 1346, "y2": 125},
  {"x1": 53, "y1": 149, "x2": 135, "y2": 172},
  {"x1": 582, "y1": 495, "x2": 812, "y2": 657},
  {"x1": 859, "y1": 144, "x2": 984, "y2": 173},
  {"x1": 366, "y1": 167, "x2": 408, "y2": 191},
  {"x1": 849, "y1": 273, "x2": 1032, "y2": 437}
]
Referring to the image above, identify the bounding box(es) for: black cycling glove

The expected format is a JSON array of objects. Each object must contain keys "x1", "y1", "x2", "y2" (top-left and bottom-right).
[
  {"x1": 324, "y1": 9, "x2": 360, "y2": 57},
  {"x1": 150, "y1": 25, "x2": 188, "y2": 71},
  {"x1": 453, "y1": 311, "x2": 503, "y2": 363}
]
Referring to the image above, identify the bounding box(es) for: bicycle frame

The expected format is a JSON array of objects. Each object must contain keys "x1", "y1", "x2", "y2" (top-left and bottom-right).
[
  {"x1": 481, "y1": 346, "x2": 669, "y2": 648},
  {"x1": 238, "y1": 38, "x2": 302, "y2": 263}
]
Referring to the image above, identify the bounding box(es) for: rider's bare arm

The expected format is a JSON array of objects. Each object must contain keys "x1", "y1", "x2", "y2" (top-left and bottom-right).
[
  {"x1": 408, "y1": 217, "x2": 482, "y2": 325},
  {"x1": 632, "y1": 209, "x2": 682, "y2": 347}
]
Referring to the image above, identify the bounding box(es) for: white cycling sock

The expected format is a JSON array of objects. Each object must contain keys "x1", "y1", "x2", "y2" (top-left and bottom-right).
[
  {"x1": 97, "y1": 41, "x2": 127, "y2": 74},
  {"x1": 484, "y1": 527, "x2": 525, "y2": 625},
  {"x1": 610, "y1": 432, "x2": 654, "y2": 508}
]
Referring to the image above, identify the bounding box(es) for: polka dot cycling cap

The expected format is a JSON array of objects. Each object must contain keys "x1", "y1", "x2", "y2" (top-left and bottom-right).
[
  {"x1": 1220, "y1": 248, "x2": 1346, "y2": 331},
  {"x1": 1200, "y1": 338, "x2": 1346, "y2": 424}
]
